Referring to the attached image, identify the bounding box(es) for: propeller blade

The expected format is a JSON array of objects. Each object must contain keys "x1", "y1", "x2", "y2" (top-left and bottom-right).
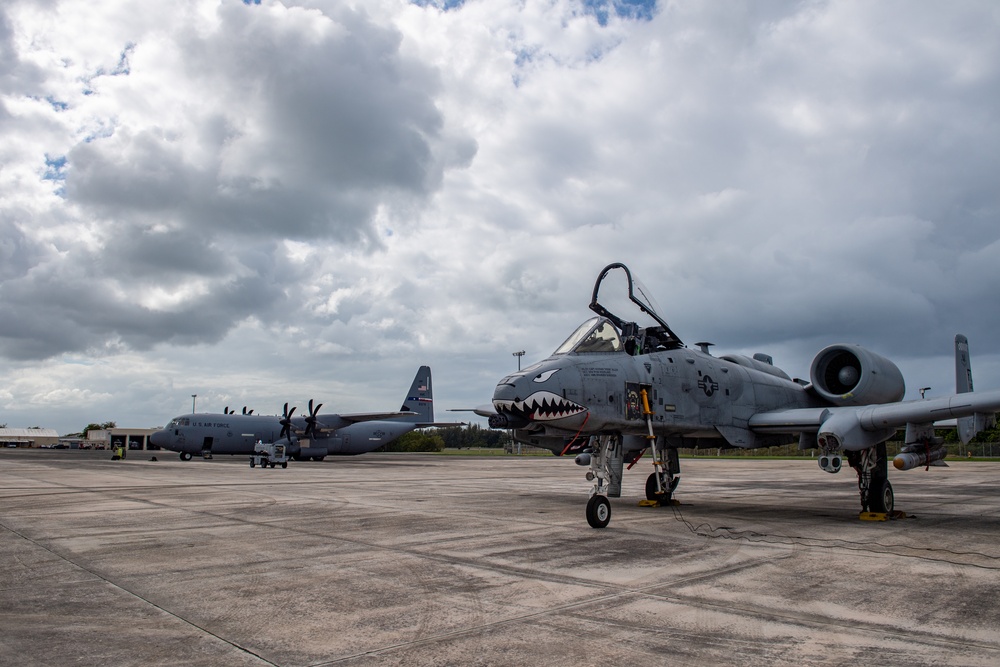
[
  {"x1": 279, "y1": 403, "x2": 297, "y2": 441},
  {"x1": 304, "y1": 400, "x2": 323, "y2": 438}
]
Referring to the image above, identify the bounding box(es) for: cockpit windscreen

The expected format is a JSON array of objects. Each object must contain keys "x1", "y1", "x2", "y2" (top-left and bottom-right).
[{"x1": 553, "y1": 317, "x2": 622, "y2": 354}]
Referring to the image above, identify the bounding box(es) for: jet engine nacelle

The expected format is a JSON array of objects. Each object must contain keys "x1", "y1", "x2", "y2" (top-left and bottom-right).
[{"x1": 810, "y1": 344, "x2": 905, "y2": 407}]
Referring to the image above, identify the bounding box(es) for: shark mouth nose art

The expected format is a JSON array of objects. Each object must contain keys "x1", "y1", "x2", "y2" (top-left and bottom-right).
[{"x1": 495, "y1": 391, "x2": 587, "y2": 422}]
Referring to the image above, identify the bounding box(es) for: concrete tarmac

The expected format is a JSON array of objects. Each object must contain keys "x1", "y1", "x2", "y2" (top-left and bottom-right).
[{"x1": 2, "y1": 449, "x2": 1000, "y2": 666}]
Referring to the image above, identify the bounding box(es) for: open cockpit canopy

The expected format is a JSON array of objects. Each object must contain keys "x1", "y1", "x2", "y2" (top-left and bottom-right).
[{"x1": 552, "y1": 263, "x2": 684, "y2": 356}]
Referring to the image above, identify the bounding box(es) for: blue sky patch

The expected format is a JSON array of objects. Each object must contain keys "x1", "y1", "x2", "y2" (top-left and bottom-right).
[
  {"x1": 584, "y1": 0, "x2": 657, "y2": 26},
  {"x1": 43, "y1": 154, "x2": 67, "y2": 181},
  {"x1": 411, "y1": 0, "x2": 656, "y2": 22},
  {"x1": 410, "y1": 0, "x2": 466, "y2": 9},
  {"x1": 82, "y1": 42, "x2": 135, "y2": 95},
  {"x1": 46, "y1": 96, "x2": 69, "y2": 112},
  {"x1": 43, "y1": 154, "x2": 67, "y2": 197}
]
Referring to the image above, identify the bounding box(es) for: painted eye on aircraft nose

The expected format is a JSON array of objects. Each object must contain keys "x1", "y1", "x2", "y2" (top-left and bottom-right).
[{"x1": 534, "y1": 369, "x2": 560, "y2": 383}]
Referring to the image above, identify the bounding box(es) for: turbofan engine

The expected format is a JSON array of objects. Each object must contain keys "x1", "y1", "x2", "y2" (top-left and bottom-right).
[{"x1": 810, "y1": 344, "x2": 905, "y2": 406}]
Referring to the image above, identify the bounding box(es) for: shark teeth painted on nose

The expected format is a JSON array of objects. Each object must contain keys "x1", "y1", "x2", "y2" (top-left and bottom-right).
[{"x1": 509, "y1": 391, "x2": 587, "y2": 422}]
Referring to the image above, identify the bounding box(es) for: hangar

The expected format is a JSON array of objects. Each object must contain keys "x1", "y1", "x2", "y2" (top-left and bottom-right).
[
  {"x1": 87, "y1": 427, "x2": 162, "y2": 451},
  {"x1": 0, "y1": 428, "x2": 60, "y2": 448}
]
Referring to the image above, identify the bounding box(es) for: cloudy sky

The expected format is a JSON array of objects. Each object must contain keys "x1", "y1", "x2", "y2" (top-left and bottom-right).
[{"x1": 2, "y1": 0, "x2": 999, "y2": 435}]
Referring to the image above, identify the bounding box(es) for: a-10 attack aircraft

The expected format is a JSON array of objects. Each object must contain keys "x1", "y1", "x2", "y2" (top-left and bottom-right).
[
  {"x1": 150, "y1": 366, "x2": 441, "y2": 462},
  {"x1": 483, "y1": 263, "x2": 1000, "y2": 528}
]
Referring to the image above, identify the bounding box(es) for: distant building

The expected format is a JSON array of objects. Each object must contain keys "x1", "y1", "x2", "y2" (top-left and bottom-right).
[
  {"x1": 0, "y1": 428, "x2": 60, "y2": 448},
  {"x1": 90, "y1": 428, "x2": 162, "y2": 451}
]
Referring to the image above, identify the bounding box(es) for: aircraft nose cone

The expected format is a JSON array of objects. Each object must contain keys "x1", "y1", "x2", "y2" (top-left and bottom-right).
[{"x1": 491, "y1": 362, "x2": 587, "y2": 427}]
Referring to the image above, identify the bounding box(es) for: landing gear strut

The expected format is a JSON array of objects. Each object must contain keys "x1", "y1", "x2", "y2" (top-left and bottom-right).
[
  {"x1": 585, "y1": 434, "x2": 623, "y2": 528},
  {"x1": 636, "y1": 388, "x2": 680, "y2": 506},
  {"x1": 643, "y1": 437, "x2": 680, "y2": 504},
  {"x1": 847, "y1": 442, "x2": 895, "y2": 517}
]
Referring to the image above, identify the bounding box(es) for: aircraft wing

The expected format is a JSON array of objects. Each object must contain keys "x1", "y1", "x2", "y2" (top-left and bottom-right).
[{"x1": 749, "y1": 388, "x2": 1000, "y2": 449}]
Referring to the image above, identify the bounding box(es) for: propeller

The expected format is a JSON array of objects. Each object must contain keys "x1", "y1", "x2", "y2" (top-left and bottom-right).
[
  {"x1": 279, "y1": 402, "x2": 297, "y2": 442},
  {"x1": 224, "y1": 407, "x2": 231, "y2": 415},
  {"x1": 242, "y1": 406, "x2": 254, "y2": 415},
  {"x1": 304, "y1": 399, "x2": 324, "y2": 439}
]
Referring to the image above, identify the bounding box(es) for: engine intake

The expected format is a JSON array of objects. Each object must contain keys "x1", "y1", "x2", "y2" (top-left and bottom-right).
[{"x1": 810, "y1": 344, "x2": 905, "y2": 406}]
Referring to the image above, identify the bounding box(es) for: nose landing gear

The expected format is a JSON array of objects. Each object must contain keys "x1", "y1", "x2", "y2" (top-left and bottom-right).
[
  {"x1": 586, "y1": 495, "x2": 611, "y2": 528},
  {"x1": 584, "y1": 434, "x2": 623, "y2": 528}
]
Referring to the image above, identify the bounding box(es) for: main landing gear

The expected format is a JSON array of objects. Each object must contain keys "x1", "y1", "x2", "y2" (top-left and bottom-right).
[
  {"x1": 642, "y1": 437, "x2": 680, "y2": 506},
  {"x1": 846, "y1": 442, "x2": 897, "y2": 520}
]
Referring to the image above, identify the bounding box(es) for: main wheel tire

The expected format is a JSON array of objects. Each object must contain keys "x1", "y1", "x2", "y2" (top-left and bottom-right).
[
  {"x1": 180, "y1": 452, "x2": 192, "y2": 461},
  {"x1": 871, "y1": 479, "x2": 894, "y2": 514},
  {"x1": 586, "y1": 495, "x2": 611, "y2": 529}
]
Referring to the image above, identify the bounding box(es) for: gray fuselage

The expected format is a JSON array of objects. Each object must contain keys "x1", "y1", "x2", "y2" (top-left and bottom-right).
[
  {"x1": 492, "y1": 317, "x2": 821, "y2": 453},
  {"x1": 149, "y1": 414, "x2": 417, "y2": 457}
]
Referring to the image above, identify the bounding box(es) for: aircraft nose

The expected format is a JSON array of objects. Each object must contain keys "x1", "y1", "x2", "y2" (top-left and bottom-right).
[{"x1": 491, "y1": 362, "x2": 588, "y2": 427}]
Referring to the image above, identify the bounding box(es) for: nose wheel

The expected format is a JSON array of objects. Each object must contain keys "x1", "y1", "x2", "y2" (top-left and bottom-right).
[{"x1": 586, "y1": 495, "x2": 611, "y2": 528}]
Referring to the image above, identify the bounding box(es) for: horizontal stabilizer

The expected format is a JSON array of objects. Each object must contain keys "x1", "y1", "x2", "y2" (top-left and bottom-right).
[
  {"x1": 448, "y1": 404, "x2": 497, "y2": 418},
  {"x1": 338, "y1": 411, "x2": 418, "y2": 424},
  {"x1": 959, "y1": 412, "x2": 996, "y2": 445}
]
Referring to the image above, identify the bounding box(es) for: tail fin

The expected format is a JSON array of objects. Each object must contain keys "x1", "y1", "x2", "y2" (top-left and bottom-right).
[
  {"x1": 955, "y1": 334, "x2": 996, "y2": 444},
  {"x1": 956, "y1": 334, "x2": 973, "y2": 394},
  {"x1": 398, "y1": 366, "x2": 433, "y2": 424}
]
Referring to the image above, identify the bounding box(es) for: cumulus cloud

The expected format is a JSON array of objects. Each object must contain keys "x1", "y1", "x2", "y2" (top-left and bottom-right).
[
  {"x1": 1, "y1": 0, "x2": 999, "y2": 433},
  {"x1": 1, "y1": 0, "x2": 476, "y2": 365}
]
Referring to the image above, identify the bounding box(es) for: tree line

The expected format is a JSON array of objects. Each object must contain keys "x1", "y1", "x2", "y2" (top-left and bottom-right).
[{"x1": 380, "y1": 424, "x2": 512, "y2": 452}]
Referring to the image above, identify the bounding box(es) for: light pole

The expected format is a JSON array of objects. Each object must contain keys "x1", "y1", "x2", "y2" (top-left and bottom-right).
[
  {"x1": 919, "y1": 387, "x2": 931, "y2": 399},
  {"x1": 513, "y1": 350, "x2": 525, "y2": 370},
  {"x1": 191, "y1": 394, "x2": 198, "y2": 413}
]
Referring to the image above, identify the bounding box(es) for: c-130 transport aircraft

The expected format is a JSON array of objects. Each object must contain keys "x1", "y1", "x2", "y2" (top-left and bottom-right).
[
  {"x1": 483, "y1": 263, "x2": 1000, "y2": 528},
  {"x1": 150, "y1": 367, "x2": 441, "y2": 462}
]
